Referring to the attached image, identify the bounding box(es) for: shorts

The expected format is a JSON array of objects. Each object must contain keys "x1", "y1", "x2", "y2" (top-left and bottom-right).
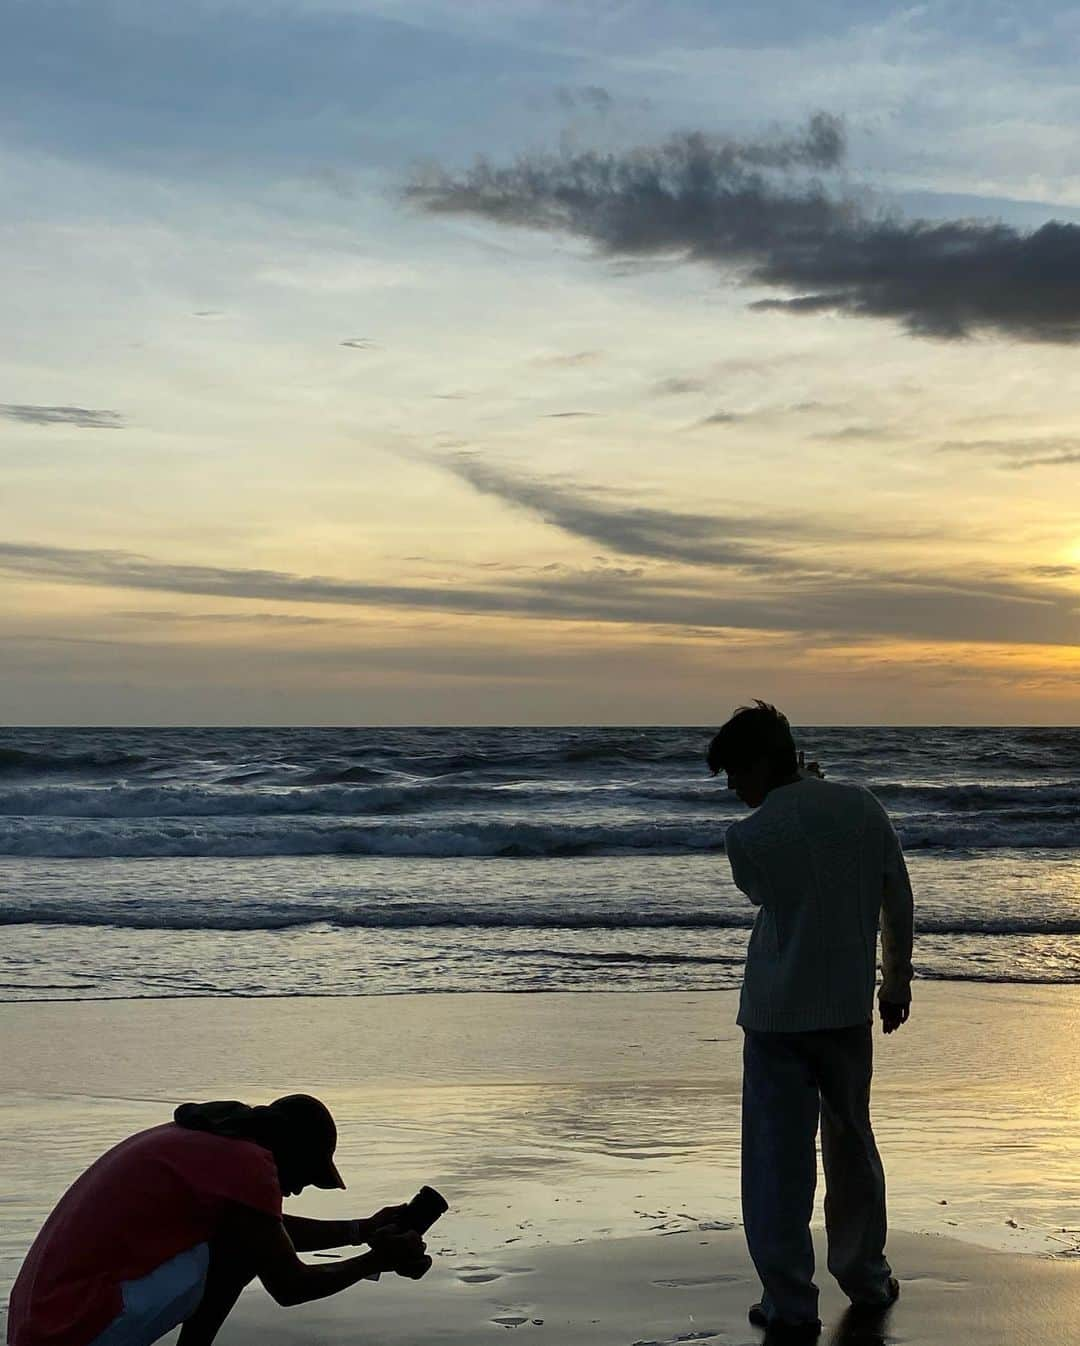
[{"x1": 89, "y1": 1243, "x2": 211, "y2": 1346}]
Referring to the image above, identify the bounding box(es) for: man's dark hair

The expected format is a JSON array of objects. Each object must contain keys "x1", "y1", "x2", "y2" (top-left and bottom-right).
[{"x1": 706, "y1": 700, "x2": 798, "y2": 778}]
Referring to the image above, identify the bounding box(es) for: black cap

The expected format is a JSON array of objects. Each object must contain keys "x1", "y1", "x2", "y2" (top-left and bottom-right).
[{"x1": 266, "y1": 1094, "x2": 345, "y2": 1190}]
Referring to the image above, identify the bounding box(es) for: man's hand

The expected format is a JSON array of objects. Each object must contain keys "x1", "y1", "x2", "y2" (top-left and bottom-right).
[
  {"x1": 369, "y1": 1226, "x2": 432, "y2": 1280},
  {"x1": 879, "y1": 999, "x2": 911, "y2": 1035},
  {"x1": 351, "y1": 1205, "x2": 411, "y2": 1245}
]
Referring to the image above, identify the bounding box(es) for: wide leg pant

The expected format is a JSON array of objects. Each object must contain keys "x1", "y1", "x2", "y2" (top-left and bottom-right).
[{"x1": 741, "y1": 1022, "x2": 893, "y2": 1325}]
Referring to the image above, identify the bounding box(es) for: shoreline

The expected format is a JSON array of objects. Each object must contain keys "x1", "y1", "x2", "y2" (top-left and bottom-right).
[{"x1": 4, "y1": 974, "x2": 1080, "y2": 1006}]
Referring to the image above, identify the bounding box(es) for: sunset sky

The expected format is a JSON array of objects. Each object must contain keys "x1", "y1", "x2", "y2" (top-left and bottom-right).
[{"x1": 4, "y1": 0, "x2": 1080, "y2": 724}]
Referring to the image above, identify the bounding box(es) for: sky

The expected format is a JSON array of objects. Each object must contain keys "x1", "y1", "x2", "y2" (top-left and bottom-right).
[{"x1": 4, "y1": 0, "x2": 1080, "y2": 725}]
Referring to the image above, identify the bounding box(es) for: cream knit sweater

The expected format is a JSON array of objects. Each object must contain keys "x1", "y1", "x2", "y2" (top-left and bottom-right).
[{"x1": 725, "y1": 777, "x2": 914, "y2": 1033}]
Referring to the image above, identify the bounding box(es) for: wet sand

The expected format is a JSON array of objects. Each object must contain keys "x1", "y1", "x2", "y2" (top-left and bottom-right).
[
  {"x1": 175, "y1": 1225, "x2": 1080, "y2": 1346},
  {"x1": 3, "y1": 985, "x2": 1080, "y2": 1342}
]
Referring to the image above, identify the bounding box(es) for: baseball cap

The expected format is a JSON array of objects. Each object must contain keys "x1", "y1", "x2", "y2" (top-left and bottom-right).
[{"x1": 266, "y1": 1094, "x2": 346, "y2": 1190}]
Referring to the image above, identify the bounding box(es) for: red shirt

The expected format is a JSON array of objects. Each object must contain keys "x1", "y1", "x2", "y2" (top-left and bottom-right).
[{"x1": 7, "y1": 1124, "x2": 282, "y2": 1346}]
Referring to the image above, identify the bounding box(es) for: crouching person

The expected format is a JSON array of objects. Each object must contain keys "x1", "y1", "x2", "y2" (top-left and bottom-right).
[{"x1": 7, "y1": 1094, "x2": 431, "y2": 1346}]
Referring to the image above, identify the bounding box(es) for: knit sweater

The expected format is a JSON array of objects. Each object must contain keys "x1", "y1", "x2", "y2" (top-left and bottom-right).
[{"x1": 724, "y1": 777, "x2": 914, "y2": 1033}]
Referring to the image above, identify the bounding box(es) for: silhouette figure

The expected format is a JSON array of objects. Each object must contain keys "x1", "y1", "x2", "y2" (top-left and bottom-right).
[
  {"x1": 708, "y1": 703, "x2": 913, "y2": 1339},
  {"x1": 7, "y1": 1095, "x2": 432, "y2": 1346}
]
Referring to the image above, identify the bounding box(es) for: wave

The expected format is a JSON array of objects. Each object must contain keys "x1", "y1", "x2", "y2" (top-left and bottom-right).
[
  {"x1": 3, "y1": 726, "x2": 1079, "y2": 779},
  {"x1": 4, "y1": 898, "x2": 1080, "y2": 935},
  {"x1": 870, "y1": 780, "x2": 1080, "y2": 810},
  {"x1": 299, "y1": 765, "x2": 418, "y2": 786},
  {"x1": 0, "y1": 747, "x2": 146, "y2": 775},
  {"x1": 0, "y1": 779, "x2": 756, "y2": 821},
  {"x1": 0, "y1": 780, "x2": 508, "y2": 820},
  {"x1": 1, "y1": 809, "x2": 1078, "y2": 858},
  {"x1": 292, "y1": 737, "x2": 707, "y2": 782},
  {"x1": 0, "y1": 903, "x2": 752, "y2": 931},
  {"x1": 895, "y1": 818, "x2": 1080, "y2": 850},
  {"x1": 5, "y1": 773, "x2": 1080, "y2": 824},
  {"x1": 0, "y1": 818, "x2": 730, "y2": 859},
  {"x1": 913, "y1": 967, "x2": 1080, "y2": 985}
]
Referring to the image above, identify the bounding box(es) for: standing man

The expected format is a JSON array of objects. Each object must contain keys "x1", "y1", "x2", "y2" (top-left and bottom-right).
[{"x1": 707, "y1": 703, "x2": 913, "y2": 1339}]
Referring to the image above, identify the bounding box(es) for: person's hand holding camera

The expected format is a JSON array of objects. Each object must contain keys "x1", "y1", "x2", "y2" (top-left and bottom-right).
[
  {"x1": 350, "y1": 1205, "x2": 411, "y2": 1245},
  {"x1": 368, "y1": 1225, "x2": 432, "y2": 1280}
]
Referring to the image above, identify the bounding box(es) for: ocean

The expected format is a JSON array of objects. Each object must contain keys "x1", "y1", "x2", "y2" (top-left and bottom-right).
[{"x1": 2, "y1": 725, "x2": 1079, "y2": 1002}]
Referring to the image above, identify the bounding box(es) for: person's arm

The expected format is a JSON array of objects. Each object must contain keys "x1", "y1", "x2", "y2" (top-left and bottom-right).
[
  {"x1": 235, "y1": 1208, "x2": 429, "y2": 1306},
  {"x1": 283, "y1": 1205, "x2": 408, "y2": 1252},
  {"x1": 724, "y1": 826, "x2": 763, "y2": 906},
  {"x1": 878, "y1": 809, "x2": 914, "y2": 1033}
]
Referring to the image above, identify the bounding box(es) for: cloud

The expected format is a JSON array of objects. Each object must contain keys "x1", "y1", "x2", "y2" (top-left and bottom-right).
[
  {"x1": 341, "y1": 337, "x2": 379, "y2": 349},
  {"x1": 407, "y1": 112, "x2": 1080, "y2": 344},
  {"x1": 653, "y1": 376, "x2": 708, "y2": 395},
  {"x1": 435, "y1": 454, "x2": 960, "y2": 561},
  {"x1": 1005, "y1": 452, "x2": 1080, "y2": 470},
  {"x1": 113, "y1": 609, "x2": 337, "y2": 626},
  {"x1": 695, "y1": 410, "x2": 743, "y2": 426},
  {"x1": 532, "y1": 350, "x2": 603, "y2": 367},
  {"x1": 1031, "y1": 565, "x2": 1080, "y2": 578},
  {"x1": 0, "y1": 404, "x2": 125, "y2": 428},
  {"x1": 543, "y1": 410, "x2": 598, "y2": 418},
  {"x1": 940, "y1": 436, "x2": 1080, "y2": 469},
  {"x1": 439, "y1": 454, "x2": 788, "y2": 570},
  {"x1": 0, "y1": 542, "x2": 508, "y2": 613},
  {"x1": 814, "y1": 423, "x2": 904, "y2": 443},
  {"x1": 3, "y1": 538, "x2": 1078, "y2": 649}
]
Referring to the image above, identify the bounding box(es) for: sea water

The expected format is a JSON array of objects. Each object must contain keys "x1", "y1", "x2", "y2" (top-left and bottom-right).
[{"x1": 2, "y1": 725, "x2": 1078, "y2": 1001}]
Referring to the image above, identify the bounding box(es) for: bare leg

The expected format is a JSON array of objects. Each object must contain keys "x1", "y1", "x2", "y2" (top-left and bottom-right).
[{"x1": 176, "y1": 1237, "x2": 256, "y2": 1346}]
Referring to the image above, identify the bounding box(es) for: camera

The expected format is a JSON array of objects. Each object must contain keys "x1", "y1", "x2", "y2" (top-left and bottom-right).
[{"x1": 401, "y1": 1185, "x2": 449, "y2": 1235}]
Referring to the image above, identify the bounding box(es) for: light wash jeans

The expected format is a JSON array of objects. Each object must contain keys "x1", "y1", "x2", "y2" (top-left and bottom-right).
[
  {"x1": 89, "y1": 1243, "x2": 210, "y2": 1346},
  {"x1": 741, "y1": 1022, "x2": 893, "y2": 1325}
]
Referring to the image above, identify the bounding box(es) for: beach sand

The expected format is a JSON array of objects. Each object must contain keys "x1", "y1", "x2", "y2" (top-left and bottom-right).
[
  {"x1": 3, "y1": 984, "x2": 1080, "y2": 1343},
  {"x1": 201, "y1": 1225, "x2": 1080, "y2": 1346}
]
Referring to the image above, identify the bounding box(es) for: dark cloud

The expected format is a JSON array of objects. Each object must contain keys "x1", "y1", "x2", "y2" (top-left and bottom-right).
[
  {"x1": 436, "y1": 455, "x2": 953, "y2": 561},
  {"x1": 533, "y1": 350, "x2": 603, "y2": 367},
  {"x1": 3, "y1": 539, "x2": 1077, "y2": 649},
  {"x1": 653, "y1": 376, "x2": 708, "y2": 395},
  {"x1": 1031, "y1": 565, "x2": 1080, "y2": 578},
  {"x1": 407, "y1": 112, "x2": 1080, "y2": 344},
  {"x1": 440, "y1": 454, "x2": 787, "y2": 571},
  {"x1": 543, "y1": 410, "x2": 598, "y2": 419},
  {"x1": 1, "y1": 404, "x2": 125, "y2": 428},
  {"x1": 1007, "y1": 452, "x2": 1080, "y2": 469},
  {"x1": 341, "y1": 337, "x2": 378, "y2": 350},
  {"x1": 695, "y1": 410, "x2": 743, "y2": 426},
  {"x1": 114, "y1": 609, "x2": 336, "y2": 626},
  {"x1": 940, "y1": 437, "x2": 1080, "y2": 469},
  {"x1": 0, "y1": 540, "x2": 542, "y2": 617},
  {"x1": 815, "y1": 423, "x2": 903, "y2": 442},
  {"x1": 439, "y1": 448, "x2": 992, "y2": 573}
]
